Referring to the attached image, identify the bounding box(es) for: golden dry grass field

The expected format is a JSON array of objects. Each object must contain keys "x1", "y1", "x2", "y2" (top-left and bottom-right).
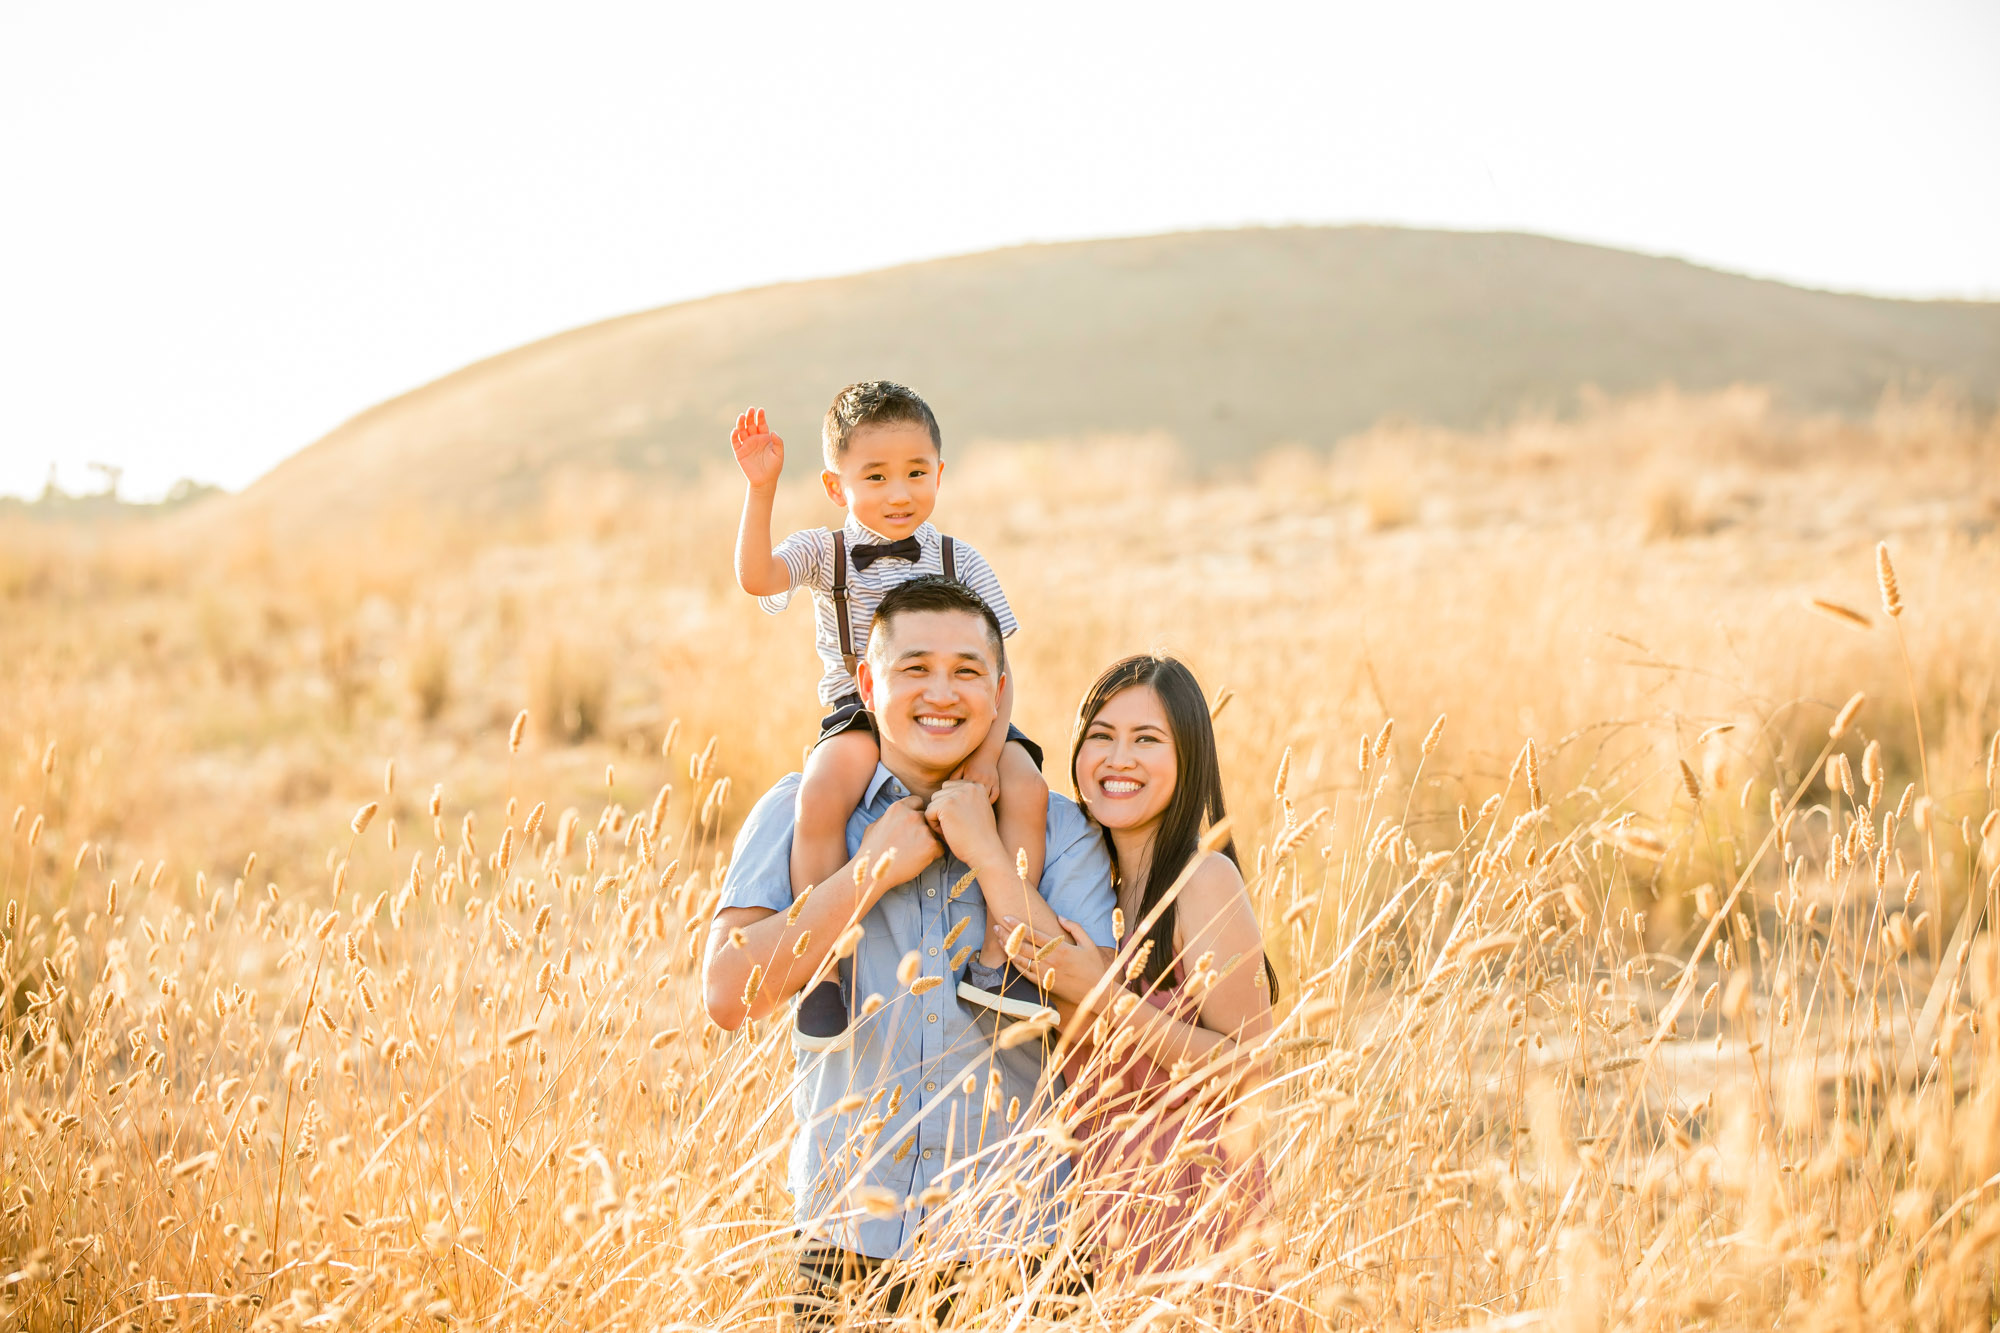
[{"x1": 4, "y1": 388, "x2": 2000, "y2": 1329}]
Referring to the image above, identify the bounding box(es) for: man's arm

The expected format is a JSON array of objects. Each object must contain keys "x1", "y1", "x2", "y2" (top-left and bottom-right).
[
  {"x1": 730, "y1": 408, "x2": 791, "y2": 597},
  {"x1": 702, "y1": 794, "x2": 941, "y2": 1030}
]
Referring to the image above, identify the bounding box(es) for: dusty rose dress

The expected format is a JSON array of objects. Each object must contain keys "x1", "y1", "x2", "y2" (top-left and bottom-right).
[{"x1": 1061, "y1": 966, "x2": 1272, "y2": 1277}]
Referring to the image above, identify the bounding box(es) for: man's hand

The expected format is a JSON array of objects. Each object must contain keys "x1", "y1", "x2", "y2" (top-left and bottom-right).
[
  {"x1": 853, "y1": 795, "x2": 943, "y2": 910},
  {"x1": 924, "y1": 780, "x2": 1008, "y2": 869},
  {"x1": 951, "y1": 751, "x2": 1002, "y2": 805},
  {"x1": 730, "y1": 407, "x2": 785, "y2": 491}
]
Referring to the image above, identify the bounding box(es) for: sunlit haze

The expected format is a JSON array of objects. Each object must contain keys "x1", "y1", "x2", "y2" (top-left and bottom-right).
[{"x1": 2, "y1": 1, "x2": 1996, "y2": 499}]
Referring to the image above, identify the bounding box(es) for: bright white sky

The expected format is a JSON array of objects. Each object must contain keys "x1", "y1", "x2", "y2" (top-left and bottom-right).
[{"x1": 2, "y1": 2, "x2": 1996, "y2": 500}]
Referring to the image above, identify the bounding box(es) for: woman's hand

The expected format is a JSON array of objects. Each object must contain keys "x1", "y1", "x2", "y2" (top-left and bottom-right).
[{"x1": 1001, "y1": 915, "x2": 1118, "y2": 1009}]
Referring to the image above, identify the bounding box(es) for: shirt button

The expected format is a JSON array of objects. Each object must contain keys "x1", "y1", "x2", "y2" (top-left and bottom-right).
[
  {"x1": 928, "y1": 947, "x2": 938, "y2": 957},
  {"x1": 922, "y1": 1149, "x2": 933, "y2": 1160},
  {"x1": 927, "y1": 1013, "x2": 938, "y2": 1023},
  {"x1": 926, "y1": 888, "x2": 936, "y2": 897},
  {"x1": 925, "y1": 1081, "x2": 936, "y2": 1092}
]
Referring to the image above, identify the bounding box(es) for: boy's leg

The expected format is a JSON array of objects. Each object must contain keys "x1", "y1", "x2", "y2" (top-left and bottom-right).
[
  {"x1": 980, "y1": 740, "x2": 1050, "y2": 966},
  {"x1": 791, "y1": 728, "x2": 880, "y2": 1042},
  {"x1": 995, "y1": 739, "x2": 1049, "y2": 889},
  {"x1": 791, "y1": 728, "x2": 881, "y2": 901}
]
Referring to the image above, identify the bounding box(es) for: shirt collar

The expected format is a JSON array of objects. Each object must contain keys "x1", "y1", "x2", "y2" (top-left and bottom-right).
[
  {"x1": 842, "y1": 516, "x2": 939, "y2": 551},
  {"x1": 862, "y1": 762, "x2": 906, "y2": 808}
]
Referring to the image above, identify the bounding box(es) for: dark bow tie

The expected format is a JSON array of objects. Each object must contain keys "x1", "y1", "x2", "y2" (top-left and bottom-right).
[{"x1": 850, "y1": 536, "x2": 922, "y2": 571}]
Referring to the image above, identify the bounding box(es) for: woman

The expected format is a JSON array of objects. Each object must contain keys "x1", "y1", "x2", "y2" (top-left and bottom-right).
[{"x1": 995, "y1": 654, "x2": 1275, "y2": 1278}]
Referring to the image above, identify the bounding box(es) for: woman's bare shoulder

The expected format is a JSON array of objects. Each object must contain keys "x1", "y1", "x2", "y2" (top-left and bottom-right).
[
  {"x1": 1185, "y1": 849, "x2": 1248, "y2": 895},
  {"x1": 1178, "y1": 852, "x2": 1256, "y2": 928}
]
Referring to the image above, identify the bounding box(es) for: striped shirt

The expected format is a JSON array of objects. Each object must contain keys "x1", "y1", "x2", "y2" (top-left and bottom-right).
[{"x1": 760, "y1": 518, "x2": 1018, "y2": 705}]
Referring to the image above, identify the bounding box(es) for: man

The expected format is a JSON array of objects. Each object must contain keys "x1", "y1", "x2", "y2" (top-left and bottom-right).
[{"x1": 702, "y1": 575, "x2": 1115, "y2": 1322}]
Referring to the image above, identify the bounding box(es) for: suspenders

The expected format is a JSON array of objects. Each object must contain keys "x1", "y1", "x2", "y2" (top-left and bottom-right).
[
  {"x1": 831, "y1": 532, "x2": 858, "y2": 683},
  {"x1": 830, "y1": 531, "x2": 957, "y2": 684}
]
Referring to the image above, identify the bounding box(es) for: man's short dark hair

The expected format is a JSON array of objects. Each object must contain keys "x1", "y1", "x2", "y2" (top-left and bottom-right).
[
  {"x1": 869, "y1": 575, "x2": 1004, "y2": 669},
  {"x1": 822, "y1": 381, "x2": 942, "y2": 467}
]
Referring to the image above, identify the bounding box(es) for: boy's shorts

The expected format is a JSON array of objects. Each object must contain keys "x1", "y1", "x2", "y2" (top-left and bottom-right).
[{"x1": 816, "y1": 692, "x2": 1044, "y2": 771}]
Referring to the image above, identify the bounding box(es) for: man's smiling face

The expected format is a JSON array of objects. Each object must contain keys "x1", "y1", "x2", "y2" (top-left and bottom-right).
[{"x1": 857, "y1": 608, "x2": 1001, "y2": 778}]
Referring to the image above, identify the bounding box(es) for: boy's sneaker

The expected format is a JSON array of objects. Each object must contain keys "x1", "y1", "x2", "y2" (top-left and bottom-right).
[
  {"x1": 958, "y1": 962, "x2": 1058, "y2": 1026},
  {"x1": 794, "y1": 978, "x2": 850, "y2": 1052}
]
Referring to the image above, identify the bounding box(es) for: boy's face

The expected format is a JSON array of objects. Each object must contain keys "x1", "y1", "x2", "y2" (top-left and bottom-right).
[{"x1": 820, "y1": 421, "x2": 942, "y2": 540}]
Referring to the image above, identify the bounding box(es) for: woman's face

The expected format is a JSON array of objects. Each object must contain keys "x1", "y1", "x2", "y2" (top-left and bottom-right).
[{"x1": 1075, "y1": 685, "x2": 1178, "y2": 832}]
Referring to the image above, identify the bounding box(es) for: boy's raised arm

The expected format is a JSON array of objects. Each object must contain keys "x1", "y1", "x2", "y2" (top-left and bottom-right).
[{"x1": 730, "y1": 407, "x2": 793, "y2": 597}]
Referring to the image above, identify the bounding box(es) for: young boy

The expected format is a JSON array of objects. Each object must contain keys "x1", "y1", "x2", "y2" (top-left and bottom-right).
[{"x1": 729, "y1": 381, "x2": 1050, "y2": 1043}]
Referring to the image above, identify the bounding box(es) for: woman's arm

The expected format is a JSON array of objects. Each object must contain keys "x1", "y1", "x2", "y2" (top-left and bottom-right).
[{"x1": 1011, "y1": 854, "x2": 1273, "y2": 1081}]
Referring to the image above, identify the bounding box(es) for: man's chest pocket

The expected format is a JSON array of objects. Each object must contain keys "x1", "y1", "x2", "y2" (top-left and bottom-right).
[{"x1": 940, "y1": 894, "x2": 985, "y2": 972}]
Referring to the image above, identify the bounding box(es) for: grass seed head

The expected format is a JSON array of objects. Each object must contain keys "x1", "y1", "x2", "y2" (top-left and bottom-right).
[
  {"x1": 1875, "y1": 541, "x2": 1902, "y2": 617},
  {"x1": 1679, "y1": 760, "x2": 1701, "y2": 803},
  {"x1": 1829, "y1": 692, "x2": 1866, "y2": 740},
  {"x1": 1808, "y1": 597, "x2": 1872, "y2": 630}
]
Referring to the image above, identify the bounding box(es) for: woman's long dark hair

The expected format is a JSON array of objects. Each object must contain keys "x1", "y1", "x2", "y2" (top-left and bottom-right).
[{"x1": 1070, "y1": 655, "x2": 1277, "y2": 1000}]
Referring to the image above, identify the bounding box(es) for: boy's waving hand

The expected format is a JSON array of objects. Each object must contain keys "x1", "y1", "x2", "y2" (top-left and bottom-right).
[
  {"x1": 730, "y1": 407, "x2": 785, "y2": 491},
  {"x1": 730, "y1": 407, "x2": 791, "y2": 597}
]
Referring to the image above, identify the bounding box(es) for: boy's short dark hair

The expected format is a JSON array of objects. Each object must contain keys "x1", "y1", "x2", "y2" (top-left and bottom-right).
[
  {"x1": 869, "y1": 575, "x2": 1004, "y2": 668},
  {"x1": 822, "y1": 381, "x2": 942, "y2": 467}
]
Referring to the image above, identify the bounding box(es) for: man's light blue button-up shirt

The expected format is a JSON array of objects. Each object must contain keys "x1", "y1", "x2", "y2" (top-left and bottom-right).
[{"x1": 718, "y1": 764, "x2": 1116, "y2": 1261}]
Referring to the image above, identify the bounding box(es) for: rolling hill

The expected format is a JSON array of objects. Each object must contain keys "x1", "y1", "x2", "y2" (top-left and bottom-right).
[{"x1": 235, "y1": 226, "x2": 2000, "y2": 523}]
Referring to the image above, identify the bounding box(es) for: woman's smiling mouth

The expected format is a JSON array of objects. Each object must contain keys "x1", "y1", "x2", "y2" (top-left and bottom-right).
[{"x1": 1098, "y1": 777, "x2": 1143, "y2": 795}]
